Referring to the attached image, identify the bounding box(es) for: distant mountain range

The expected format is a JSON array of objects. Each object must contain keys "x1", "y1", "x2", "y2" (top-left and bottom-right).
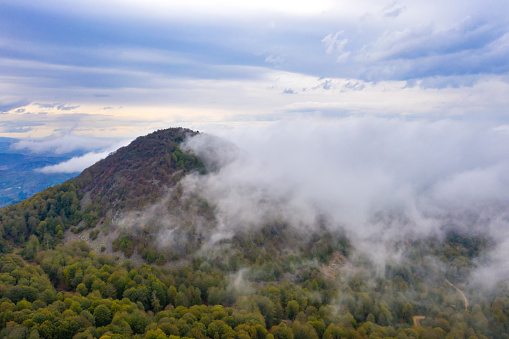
[{"x1": 0, "y1": 137, "x2": 79, "y2": 207}]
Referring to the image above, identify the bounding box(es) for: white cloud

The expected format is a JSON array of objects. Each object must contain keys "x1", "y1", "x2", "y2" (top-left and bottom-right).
[
  {"x1": 265, "y1": 55, "x2": 284, "y2": 66},
  {"x1": 16, "y1": 0, "x2": 336, "y2": 19},
  {"x1": 322, "y1": 32, "x2": 350, "y2": 62},
  {"x1": 471, "y1": 236, "x2": 509, "y2": 288},
  {"x1": 36, "y1": 139, "x2": 131, "y2": 173},
  {"x1": 2, "y1": 65, "x2": 509, "y2": 138},
  {"x1": 381, "y1": 1, "x2": 406, "y2": 18},
  {"x1": 1, "y1": 0, "x2": 509, "y2": 138},
  {"x1": 184, "y1": 117, "x2": 509, "y2": 278},
  {"x1": 12, "y1": 133, "x2": 122, "y2": 154},
  {"x1": 38, "y1": 150, "x2": 111, "y2": 173}
]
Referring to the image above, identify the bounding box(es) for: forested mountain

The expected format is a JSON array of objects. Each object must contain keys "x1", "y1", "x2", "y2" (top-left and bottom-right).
[{"x1": 0, "y1": 128, "x2": 508, "y2": 339}]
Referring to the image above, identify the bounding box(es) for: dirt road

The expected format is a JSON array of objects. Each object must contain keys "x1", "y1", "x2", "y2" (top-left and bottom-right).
[
  {"x1": 445, "y1": 279, "x2": 469, "y2": 311},
  {"x1": 412, "y1": 316, "x2": 425, "y2": 327}
]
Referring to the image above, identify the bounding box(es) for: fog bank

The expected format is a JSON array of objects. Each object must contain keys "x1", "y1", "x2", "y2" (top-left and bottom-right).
[{"x1": 183, "y1": 117, "x2": 509, "y2": 281}]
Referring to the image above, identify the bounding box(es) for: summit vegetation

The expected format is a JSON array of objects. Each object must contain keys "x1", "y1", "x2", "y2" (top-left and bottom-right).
[{"x1": 0, "y1": 128, "x2": 508, "y2": 339}]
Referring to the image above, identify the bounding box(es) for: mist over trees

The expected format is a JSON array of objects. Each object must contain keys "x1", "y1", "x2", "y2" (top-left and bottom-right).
[{"x1": 1, "y1": 123, "x2": 509, "y2": 338}]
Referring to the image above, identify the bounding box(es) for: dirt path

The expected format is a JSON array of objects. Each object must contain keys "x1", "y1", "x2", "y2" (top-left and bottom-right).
[
  {"x1": 445, "y1": 279, "x2": 469, "y2": 312},
  {"x1": 412, "y1": 316, "x2": 425, "y2": 328},
  {"x1": 410, "y1": 279, "x2": 468, "y2": 328}
]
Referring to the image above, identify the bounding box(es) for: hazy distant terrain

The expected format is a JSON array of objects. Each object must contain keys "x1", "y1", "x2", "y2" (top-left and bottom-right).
[{"x1": 0, "y1": 137, "x2": 79, "y2": 207}]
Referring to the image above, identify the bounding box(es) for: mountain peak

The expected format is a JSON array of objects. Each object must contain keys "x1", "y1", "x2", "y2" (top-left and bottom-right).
[{"x1": 75, "y1": 127, "x2": 203, "y2": 212}]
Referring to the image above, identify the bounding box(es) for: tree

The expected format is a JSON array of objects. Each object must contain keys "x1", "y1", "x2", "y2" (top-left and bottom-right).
[
  {"x1": 77, "y1": 283, "x2": 88, "y2": 296},
  {"x1": 22, "y1": 235, "x2": 40, "y2": 260},
  {"x1": 128, "y1": 311, "x2": 147, "y2": 334},
  {"x1": 168, "y1": 286, "x2": 177, "y2": 306},
  {"x1": 286, "y1": 300, "x2": 300, "y2": 320},
  {"x1": 271, "y1": 322, "x2": 293, "y2": 339},
  {"x1": 93, "y1": 304, "x2": 112, "y2": 327},
  {"x1": 292, "y1": 321, "x2": 319, "y2": 339},
  {"x1": 257, "y1": 296, "x2": 276, "y2": 328}
]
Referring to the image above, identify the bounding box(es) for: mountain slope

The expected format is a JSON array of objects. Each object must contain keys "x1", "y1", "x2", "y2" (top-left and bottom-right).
[{"x1": 0, "y1": 128, "x2": 203, "y2": 253}]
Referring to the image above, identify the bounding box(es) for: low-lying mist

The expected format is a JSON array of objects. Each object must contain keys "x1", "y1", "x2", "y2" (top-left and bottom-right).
[{"x1": 180, "y1": 117, "x2": 509, "y2": 285}]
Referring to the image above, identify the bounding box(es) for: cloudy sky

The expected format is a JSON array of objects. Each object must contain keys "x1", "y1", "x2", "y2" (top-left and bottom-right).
[
  {"x1": 1, "y1": 0, "x2": 508, "y2": 139},
  {"x1": 2, "y1": 1, "x2": 509, "y2": 280}
]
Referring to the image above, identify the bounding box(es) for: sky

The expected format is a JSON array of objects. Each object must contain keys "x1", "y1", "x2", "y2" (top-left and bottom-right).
[
  {"x1": 1, "y1": 0, "x2": 509, "y2": 141},
  {"x1": 1, "y1": 0, "x2": 509, "y2": 282}
]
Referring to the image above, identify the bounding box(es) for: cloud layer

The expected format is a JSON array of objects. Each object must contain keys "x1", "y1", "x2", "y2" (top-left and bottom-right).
[
  {"x1": 38, "y1": 150, "x2": 112, "y2": 174},
  {"x1": 12, "y1": 133, "x2": 122, "y2": 154},
  {"x1": 35, "y1": 138, "x2": 131, "y2": 173},
  {"x1": 183, "y1": 117, "x2": 509, "y2": 281},
  {"x1": 1, "y1": 0, "x2": 509, "y2": 137}
]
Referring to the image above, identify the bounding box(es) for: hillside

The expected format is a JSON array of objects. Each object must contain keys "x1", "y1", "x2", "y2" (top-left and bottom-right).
[
  {"x1": 0, "y1": 128, "x2": 204, "y2": 254},
  {"x1": 0, "y1": 128, "x2": 508, "y2": 339}
]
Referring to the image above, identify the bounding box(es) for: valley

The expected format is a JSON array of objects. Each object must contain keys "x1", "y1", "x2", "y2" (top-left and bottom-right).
[{"x1": 0, "y1": 137, "x2": 80, "y2": 208}]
